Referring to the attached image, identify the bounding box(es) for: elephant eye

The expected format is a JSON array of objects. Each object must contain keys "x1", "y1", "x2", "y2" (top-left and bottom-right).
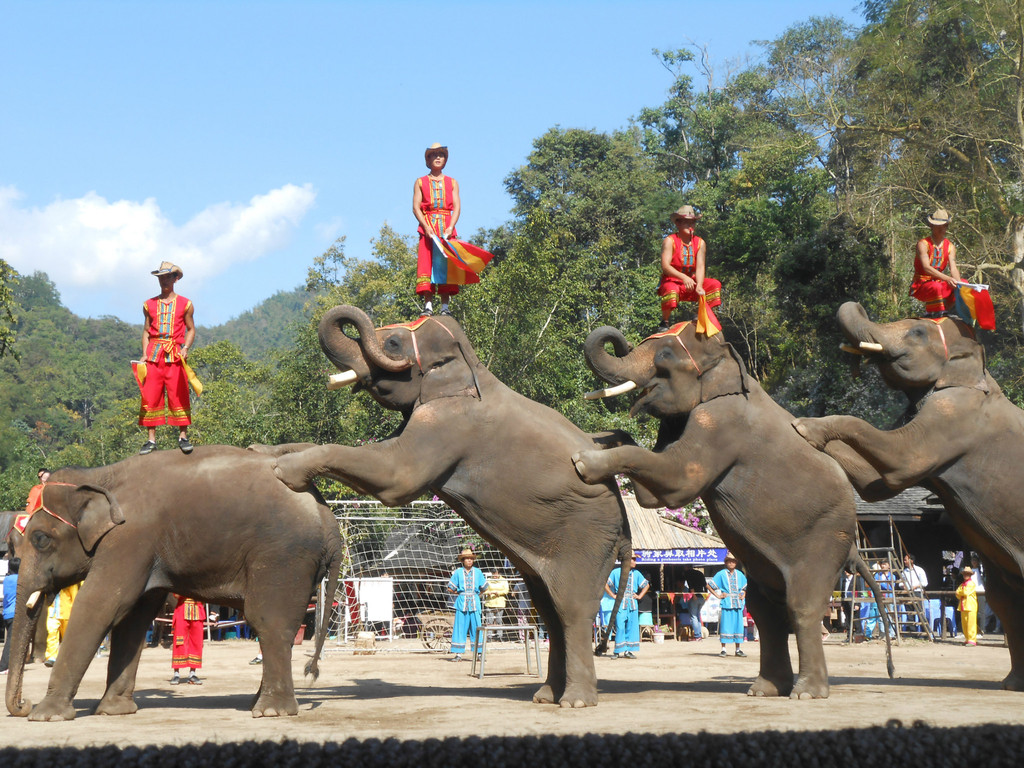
[
  {"x1": 384, "y1": 337, "x2": 402, "y2": 352},
  {"x1": 30, "y1": 530, "x2": 53, "y2": 551}
]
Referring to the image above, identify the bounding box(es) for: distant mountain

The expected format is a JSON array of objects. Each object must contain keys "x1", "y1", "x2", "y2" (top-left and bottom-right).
[{"x1": 199, "y1": 288, "x2": 317, "y2": 359}]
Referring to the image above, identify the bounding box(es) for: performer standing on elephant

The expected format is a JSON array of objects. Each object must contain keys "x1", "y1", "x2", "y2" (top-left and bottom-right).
[
  {"x1": 413, "y1": 142, "x2": 461, "y2": 317},
  {"x1": 139, "y1": 261, "x2": 195, "y2": 455},
  {"x1": 956, "y1": 566, "x2": 978, "y2": 646},
  {"x1": 910, "y1": 208, "x2": 962, "y2": 316},
  {"x1": 170, "y1": 595, "x2": 206, "y2": 685},
  {"x1": 708, "y1": 552, "x2": 747, "y2": 657},
  {"x1": 658, "y1": 205, "x2": 722, "y2": 331},
  {"x1": 447, "y1": 548, "x2": 487, "y2": 662},
  {"x1": 604, "y1": 555, "x2": 649, "y2": 659}
]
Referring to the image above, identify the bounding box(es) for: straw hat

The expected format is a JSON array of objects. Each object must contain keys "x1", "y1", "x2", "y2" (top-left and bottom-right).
[
  {"x1": 927, "y1": 208, "x2": 952, "y2": 226},
  {"x1": 457, "y1": 547, "x2": 476, "y2": 564},
  {"x1": 425, "y1": 142, "x2": 449, "y2": 166},
  {"x1": 670, "y1": 205, "x2": 702, "y2": 225},
  {"x1": 151, "y1": 261, "x2": 183, "y2": 279},
  {"x1": 724, "y1": 552, "x2": 737, "y2": 563},
  {"x1": 961, "y1": 566, "x2": 973, "y2": 576}
]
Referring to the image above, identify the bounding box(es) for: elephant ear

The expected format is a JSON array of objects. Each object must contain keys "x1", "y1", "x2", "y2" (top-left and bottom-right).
[
  {"x1": 418, "y1": 343, "x2": 481, "y2": 405},
  {"x1": 699, "y1": 341, "x2": 749, "y2": 403},
  {"x1": 70, "y1": 484, "x2": 126, "y2": 552},
  {"x1": 934, "y1": 322, "x2": 989, "y2": 393}
]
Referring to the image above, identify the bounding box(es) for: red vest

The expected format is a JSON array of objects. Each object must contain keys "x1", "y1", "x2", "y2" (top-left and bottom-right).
[
  {"x1": 144, "y1": 295, "x2": 191, "y2": 363},
  {"x1": 914, "y1": 237, "x2": 950, "y2": 278},
  {"x1": 669, "y1": 234, "x2": 704, "y2": 275}
]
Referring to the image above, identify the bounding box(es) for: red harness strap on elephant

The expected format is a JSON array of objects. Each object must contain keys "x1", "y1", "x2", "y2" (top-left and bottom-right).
[
  {"x1": 36, "y1": 482, "x2": 80, "y2": 529},
  {"x1": 646, "y1": 321, "x2": 704, "y2": 375}
]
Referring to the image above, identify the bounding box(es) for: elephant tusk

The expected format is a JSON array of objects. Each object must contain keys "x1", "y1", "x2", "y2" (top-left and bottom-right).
[
  {"x1": 858, "y1": 341, "x2": 884, "y2": 353},
  {"x1": 327, "y1": 370, "x2": 359, "y2": 390},
  {"x1": 584, "y1": 381, "x2": 638, "y2": 400},
  {"x1": 839, "y1": 344, "x2": 863, "y2": 355},
  {"x1": 25, "y1": 591, "x2": 41, "y2": 610}
]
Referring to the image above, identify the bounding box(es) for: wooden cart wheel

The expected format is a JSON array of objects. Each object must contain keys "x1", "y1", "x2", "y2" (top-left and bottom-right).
[{"x1": 421, "y1": 617, "x2": 453, "y2": 651}]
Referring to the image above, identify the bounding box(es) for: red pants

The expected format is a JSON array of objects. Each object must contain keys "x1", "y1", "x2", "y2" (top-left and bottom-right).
[
  {"x1": 416, "y1": 232, "x2": 460, "y2": 298},
  {"x1": 659, "y1": 276, "x2": 722, "y2": 310},
  {"x1": 171, "y1": 616, "x2": 204, "y2": 669},
  {"x1": 138, "y1": 357, "x2": 191, "y2": 426},
  {"x1": 910, "y1": 278, "x2": 954, "y2": 314}
]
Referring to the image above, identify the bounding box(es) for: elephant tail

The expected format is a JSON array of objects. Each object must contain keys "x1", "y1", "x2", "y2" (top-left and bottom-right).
[
  {"x1": 850, "y1": 548, "x2": 895, "y2": 679},
  {"x1": 595, "y1": 542, "x2": 632, "y2": 656},
  {"x1": 305, "y1": 538, "x2": 343, "y2": 682}
]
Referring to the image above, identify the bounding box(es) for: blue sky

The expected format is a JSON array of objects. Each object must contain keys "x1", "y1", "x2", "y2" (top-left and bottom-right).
[{"x1": 1, "y1": 1, "x2": 863, "y2": 326}]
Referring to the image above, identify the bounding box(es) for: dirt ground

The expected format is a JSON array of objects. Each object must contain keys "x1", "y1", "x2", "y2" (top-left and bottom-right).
[{"x1": 0, "y1": 632, "x2": 1020, "y2": 748}]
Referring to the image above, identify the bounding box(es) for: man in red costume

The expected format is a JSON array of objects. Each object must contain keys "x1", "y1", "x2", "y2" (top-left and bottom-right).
[
  {"x1": 658, "y1": 205, "x2": 722, "y2": 331},
  {"x1": 170, "y1": 595, "x2": 205, "y2": 685},
  {"x1": 910, "y1": 208, "x2": 962, "y2": 316},
  {"x1": 413, "y1": 142, "x2": 461, "y2": 316},
  {"x1": 139, "y1": 262, "x2": 195, "y2": 455}
]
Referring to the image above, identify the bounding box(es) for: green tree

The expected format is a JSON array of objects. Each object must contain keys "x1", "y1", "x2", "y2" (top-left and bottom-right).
[{"x1": 0, "y1": 259, "x2": 17, "y2": 360}]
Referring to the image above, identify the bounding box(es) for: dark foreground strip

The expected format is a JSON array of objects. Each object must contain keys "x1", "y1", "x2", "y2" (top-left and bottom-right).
[{"x1": 1, "y1": 722, "x2": 1021, "y2": 767}]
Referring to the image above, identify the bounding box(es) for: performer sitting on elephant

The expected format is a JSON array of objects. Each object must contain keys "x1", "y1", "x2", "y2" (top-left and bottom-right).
[
  {"x1": 910, "y1": 208, "x2": 962, "y2": 316},
  {"x1": 413, "y1": 142, "x2": 461, "y2": 317},
  {"x1": 138, "y1": 261, "x2": 195, "y2": 455},
  {"x1": 658, "y1": 204, "x2": 722, "y2": 331}
]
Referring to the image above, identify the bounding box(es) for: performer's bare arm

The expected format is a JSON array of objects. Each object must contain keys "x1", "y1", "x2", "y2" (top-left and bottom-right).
[
  {"x1": 141, "y1": 308, "x2": 150, "y2": 356},
  {"x1": 182, "y1": 302, "x2": 196, "y2": 359},
  {"x1": 694, "y1": 238, "x2": 707, "y2": 296},
  {"x1": 412, "y1": 179, "x2": 432, "y2": 233},
  {"x1": 446, "y1": 179, "x2": 460, "y2": 238}
]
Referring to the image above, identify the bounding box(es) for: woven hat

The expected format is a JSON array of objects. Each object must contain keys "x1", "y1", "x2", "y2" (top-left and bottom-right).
[
  {"x1": 151, "y1": 261, "x2": 183, "y2": 278},
  {"x1": 724, "y1": 552, "x2": 737, "y2": 563},
  {"x1": 927, "y1": 208, "x2": 952, "y2": 226},
  {"x1": 961, "y1": 566, "x2": 973, "y2": 576},
  {"x1": 425, "y1": 142, "x2": 449, "y2": 166},
  {"x1": 457, "y1": 547, "x2": 476, "y2": 564},
  {"x1": 670, "y1": 205, "x2": 702, "y2": 225}
]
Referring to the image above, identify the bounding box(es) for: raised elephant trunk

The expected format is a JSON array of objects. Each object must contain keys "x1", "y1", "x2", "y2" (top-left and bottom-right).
[
  {"x1": 583, "y1": 326, "x2": 656, "y2": 398},
  {"x1": 837, "y1": 302, "x2": 888, "y2": 352},
  {"x1": 5, "y1": 587, "x2": 42, "y2": 717},
  {"x1": 318, "y1": 305, "x2": 410, "y2": 376}
]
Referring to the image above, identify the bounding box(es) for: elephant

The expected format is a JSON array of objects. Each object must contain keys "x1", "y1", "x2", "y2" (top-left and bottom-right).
[
  {"x1": 254, "y1": 305, "x2": 633, "y2": 708},
  {"x1": 793, "y1": 301, "x2": 1024, "y2": 690},
  {"x1": 5, "y1": 445, "x2": 342, "y2": 721},
  {"x1": 571, "y1": 321, "x2": 893, "y2": 699}
]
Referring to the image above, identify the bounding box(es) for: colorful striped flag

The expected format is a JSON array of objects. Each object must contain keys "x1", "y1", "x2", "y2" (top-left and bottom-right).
[
  {"x1": 430, "y1": 234, "x2": 494, "y2": 286},
  {"x1": 954, "y1": 283, "x2": 996, "y2": 330}
]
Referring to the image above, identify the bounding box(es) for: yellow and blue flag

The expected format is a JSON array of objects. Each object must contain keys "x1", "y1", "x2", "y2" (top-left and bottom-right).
[{"x1": 954, "y1": 283, "x2": 996, "y2": 331}]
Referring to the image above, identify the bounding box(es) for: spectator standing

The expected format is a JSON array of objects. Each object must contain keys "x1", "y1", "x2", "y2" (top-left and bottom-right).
[
  {"x1": 44, "y1": 582, "x2": 79, "y2": 667},
  {"x1": 956, "y1": 566, "x2": 978, "y2": 646},
  {"x1": 482, "y1": 569, "x2": 510, "y2": 640},
  {"x1": 446, "y1": 548, "x2": 486, "y2": 662},
  {"x1": 0, "y1": 558, "x2": 19, "y2": 674},
  {"x1": 682, "y1": 566, "x2": 708, "y2": 641},
  {"x1": 170, "y1": 595, "x2": 205, "y2": 685},
  {"x1": 605, "y1": 556, "x2": 649, "y2": 659},
  {"x1": 901, "y1": 553, "x2": 929, "y2": 631},
  {"x1": 708, "y1": 553, "x2": 747, "y2": 657}
]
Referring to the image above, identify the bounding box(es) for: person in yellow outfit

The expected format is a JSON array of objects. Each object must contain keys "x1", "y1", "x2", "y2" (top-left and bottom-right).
[
  {"x1": 45, "y1": 582, "x2": 80, "y2": 666},
  {"x1": 956, "y1": 565, "x2": 978, "y2": 646}
]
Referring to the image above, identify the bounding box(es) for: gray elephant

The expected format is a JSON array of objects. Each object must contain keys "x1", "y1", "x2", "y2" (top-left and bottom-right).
[
  {"x1": 5, "y1": 445, "x2": 341, "y2": 721},
  {"x1": 256, "y1": 305, "x2": 632, "y2": 708},
  {"x1": 571, "y1": 321, "x2": 892, "y2": 699},
  {"x1": 793, "y1": 301, "x2": 1024, "y2": 690}
]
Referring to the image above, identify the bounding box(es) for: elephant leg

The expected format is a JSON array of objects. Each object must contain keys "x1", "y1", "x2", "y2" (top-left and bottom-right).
[
  {"x1": 981, "y1": 565, "x2": 1024, "y2": 691},
  {"x1": 246, "y1": 442, "x2": 318, "y2": 457},
  {"x1": 28, "y1": 581, "x2": 144, "y2": 721},
  {"x1": 244, "y1": 586, "x2": 307, "y2": 717},
  {"x1": 745, "y1": 584, "x2": 793, "y2": 698},
  {"x1": 786, "y1": 580, "x2": 832, "y2": 700},
  {"x1": 95, "y1": 591, "x2": 166, "y2": 716},
  {"x1": 523, "y1": 575, "x2": 565, "y2": 705},
  {"x1": 573, "y1": 445, "x2": 715, "y2": 509}
]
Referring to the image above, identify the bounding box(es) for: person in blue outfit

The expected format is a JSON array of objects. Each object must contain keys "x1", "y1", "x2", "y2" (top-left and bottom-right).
[
  {"x1": 605, "y1": 555, "x2": 650, "y2": 659},
  {"x1": 447, "y1": 547, "x2": 487, "y2": 662},
  {"x1": 1, "y1": 558, "x2": 19, "y2": 674},
  {"x1": 862, "y1": 559, "x2": 895, "y2": 639},
  {"x1": 708, "y1": 552, "x2": 748, "y2": 657}
]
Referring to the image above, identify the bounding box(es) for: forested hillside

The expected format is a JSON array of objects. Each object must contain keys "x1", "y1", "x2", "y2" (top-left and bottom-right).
[{"x1": 3, "y1": 1, "x2": 1024, "y2": 511}]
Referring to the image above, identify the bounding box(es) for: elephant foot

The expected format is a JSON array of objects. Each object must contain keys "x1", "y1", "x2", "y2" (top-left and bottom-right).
[
  {"x1": 532, "y1": 683, "x2": 556, "y2": 705},
  {"x1": 1001, "y1": 670, "x2": 1024, "y2": 692},
  {"x1": 252, "y1": 694, "x2": 299, "y2": 718},
  {"x1": 272, "y1": 456, "x2": 314, "y2": 493},
  {"x1": 558, "y1": 683, "x2": 598, "y2": 708},
  {"x1": 28, "y1": 698, "x2": 77, "y2": 722},
  {"x1": 791, "y1": 418, "x2": 829, "y2": 451},
  {"x1": 746, "y1": 674, "x2": 793, "y2": 698},
  {"x1": 790, "y1": 676, "x2": 829, "y2": 700},
  {"x1": 571, "y1": 450, "x2": 610, "y2": 485},
  {"x1": 247, "y1": 443, "x2": 275, "y2": 454},
  {"x1": 95, "y1": 695, "x2": 138, "y2": 716}
]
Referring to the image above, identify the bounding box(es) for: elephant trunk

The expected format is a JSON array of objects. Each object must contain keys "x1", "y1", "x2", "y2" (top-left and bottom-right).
[
  {"x1": 318, "y1": 305, "x2": 409, "y2": 377},
  {"x1": 836, "y1": 302, "x2": 889, "y2": 352},
  {"x1": 583, "y1": 326, "x2": 656, "y2": 397},
  {"x1": 5, "y1": 586, "x2": 42, "y2": 717}
]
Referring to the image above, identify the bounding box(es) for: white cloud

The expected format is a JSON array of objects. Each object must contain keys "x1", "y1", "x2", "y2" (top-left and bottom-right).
[{"x1": 0, "y1": 183, "x2": 316, "y2": 319}]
